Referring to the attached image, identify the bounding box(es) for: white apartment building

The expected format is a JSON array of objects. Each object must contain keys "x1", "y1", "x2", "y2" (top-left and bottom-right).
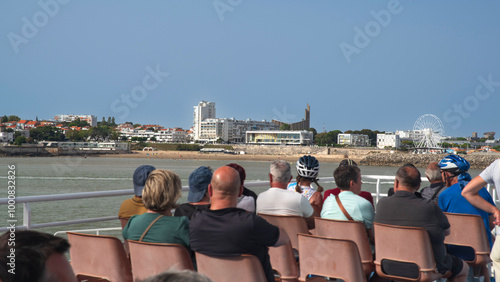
[
  {"x1": 193, "y1": 101, "x2": 279, "y2": 143},
  {"x1": 337, "y1": 134, "x2": 370, "y2": 147},
  {"x1": 246, "y1": 130, "x2": 313, "y2": 145},
  {"x1": 377, "y1": 133, "x2": 401, "y2": 149},
  {"x1": 119, "y1": 128, "x2": 187, "y2": 143},
  {"x1": 54, "y1": 114, "x2": 98, "y2": 127},
  {"x1": 0, "y1": 131, "x2": 14, "y2": 143},
  {"x1": 193, "y1": 101, "x2": 216, "y2": 140}
]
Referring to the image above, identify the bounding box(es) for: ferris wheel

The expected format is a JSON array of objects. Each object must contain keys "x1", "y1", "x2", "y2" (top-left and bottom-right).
[{"x1": 412, "y1": 114, "x2": 445, "y2": 150}]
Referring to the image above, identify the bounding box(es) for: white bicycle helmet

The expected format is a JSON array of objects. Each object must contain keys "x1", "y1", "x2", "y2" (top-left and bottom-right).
[{"x1": 296, "y1": 155, "x2": 320, "y2": 179}]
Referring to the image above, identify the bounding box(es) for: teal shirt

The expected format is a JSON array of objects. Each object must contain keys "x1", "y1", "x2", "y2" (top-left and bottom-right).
[
  {"x1": 122, "y1": 213, "x2": 190, "y2": 247},
  {"x1": 320, "y1": 191, "x2": 375, "y2": 229}
]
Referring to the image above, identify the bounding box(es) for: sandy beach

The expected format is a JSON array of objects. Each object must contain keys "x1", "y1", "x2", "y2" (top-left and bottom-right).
[{"x1": 99, "y1": 150, "x2": 358, "y2": 163}]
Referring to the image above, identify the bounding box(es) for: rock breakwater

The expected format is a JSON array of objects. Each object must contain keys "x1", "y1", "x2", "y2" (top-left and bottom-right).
[{"x1": 360, "y1": 153, "x2": 499, "y2": 169}]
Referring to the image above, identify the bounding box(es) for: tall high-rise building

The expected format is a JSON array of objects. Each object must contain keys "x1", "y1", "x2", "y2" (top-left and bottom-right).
[{"x1": 193, "y1": 101, "x2": 216, "y2": 140}]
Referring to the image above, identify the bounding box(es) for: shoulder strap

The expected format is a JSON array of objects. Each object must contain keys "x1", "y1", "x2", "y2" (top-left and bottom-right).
[
  {"x1": 429, "y1": 184, "x2": 445, "y2": 202},
  {"x1": 335, "y1": 194, "x2": 354, "y2": 221},
  {"x1": 139, "y1": 214, "x2": 164, "y2": 242}
]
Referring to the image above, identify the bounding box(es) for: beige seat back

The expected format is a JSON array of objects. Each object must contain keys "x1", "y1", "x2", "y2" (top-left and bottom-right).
[
  {"x1": 269, "y1": 241, "x2": 299, "y2": 282},
  {"x1": 298, "y1": 234, "x2": 366, "y2": 282},
  {"x1": 314, "y1": 217, "x2": 374, "y2": 275},
  {"x1": 67, "y1": 232, "x2": 132, "y2": 282},
  {"x1": 258, "y1": 213, "x2": 309, "y2": 251},
  {"x1": 444, "y1": 212, "x2": 491, "y2": 266},
  {"x1": 373, "y1": 223, "x2": 444, "y2": 282},
  {"x1": 128, "y1": 240, "x2": 194, "y2": 281},
  {"x1": 195, "y1": 252, "x2": 267, "y2": 282}
]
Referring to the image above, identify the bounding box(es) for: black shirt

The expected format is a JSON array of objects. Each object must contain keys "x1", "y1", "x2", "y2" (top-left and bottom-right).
[
  {"x1": 190, "y1": 207, "x2": 280, "y2": 282},
  {"x1": 174, "y1": 203, "x2": 210, "y2": 220},
  {"x1": 375, "y1": 190, "x2": 452, "y2": 274}
]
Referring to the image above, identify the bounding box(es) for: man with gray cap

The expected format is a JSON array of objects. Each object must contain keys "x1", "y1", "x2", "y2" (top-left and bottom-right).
[
  {"x1": 118, "y1": 165, "x2": 156, "y2": 220},
  {"x1": 174, "y1": 166, "x2": 212, "y2": 220}
]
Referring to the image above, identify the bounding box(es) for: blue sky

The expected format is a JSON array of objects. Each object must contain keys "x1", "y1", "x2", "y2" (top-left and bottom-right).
[{"x1": 1, "y1": 1, "x2": 499, "y2": 138}]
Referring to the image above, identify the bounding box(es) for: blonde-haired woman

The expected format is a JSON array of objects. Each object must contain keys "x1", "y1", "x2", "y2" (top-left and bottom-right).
[{"x1": 123, "y1": 169, "x2": 189, "y2": 247}]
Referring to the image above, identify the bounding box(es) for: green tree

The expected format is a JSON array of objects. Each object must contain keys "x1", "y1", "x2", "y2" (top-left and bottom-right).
[
  {"x1": 493, "y1": 146, "x2": 500, "y2": 151},
  {"x1": 1, "y1": 115, "x2": 7, "y2": 123},
  {"x1": 279, "y1": 123, "x2": 291, "y2": 131},
  {"x1": 8, "y1": 115, "x2": 20, "y2": 121},
  {"x1": 150, "y1": 137, "x2": 157, "y2": 142},
  {"x1": 88, "y1": 126, "x2": 111, "y2": 141},
  {"x1": 111, "y1": 117, "x2": 116, "y2": 125},
  {"x1": 66, "y1": 130, "x2": 83, "y2": 141},
  {"x1": 68, "y1": 118, "x2": 90, "y2": 128},
  {"x1": 110, "y1": 130, "x2": 120, "y2": 141},
  {"x1": 315, "y1": 130, "x2": 342, "y2": 146},
  {"x1": 30, "y1": 126, "x2": 64, "y2": 141},
  {"x1": 14, "y1": 136, "x2": 26, "y2": 145}
]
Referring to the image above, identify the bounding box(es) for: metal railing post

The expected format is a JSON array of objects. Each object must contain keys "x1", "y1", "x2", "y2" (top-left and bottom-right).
[
  {"x1": 376, "y1": 178, "x2": 380, "y2": 205},
  {"x1": 23, "y1": 203, "x2": 31, "y2": 230}
]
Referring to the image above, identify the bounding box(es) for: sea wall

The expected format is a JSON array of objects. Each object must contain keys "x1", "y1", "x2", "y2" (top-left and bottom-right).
[
  {"x1": 0, "y1": 146, "x2": 129, "y2": 156},
  {"x1": 232, "y1": 145, "x2": 386, "y2": 159},
  {"x1": 360, "y1": 152, "x2": 499, "y2": 169}
]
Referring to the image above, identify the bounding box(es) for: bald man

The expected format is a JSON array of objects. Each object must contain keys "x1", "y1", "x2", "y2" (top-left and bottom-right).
[
  {"x1": 375, "y1": 164, "x2": 468, "y2": 281},
  {"x1": 189, "y1": 166, "x2": 289, "y2": 282}
]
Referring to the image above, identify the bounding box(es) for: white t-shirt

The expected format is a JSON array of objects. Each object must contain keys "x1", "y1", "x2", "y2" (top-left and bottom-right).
[
  {"x1": 237, "y1": 196, "x2": 255, "y2": 213},
  {"x1": 256, "y1": 188, "x2": 314, "y2": 218},
  {"x1": 480, "y1": 159, "x2": 500, "y2": 199}
]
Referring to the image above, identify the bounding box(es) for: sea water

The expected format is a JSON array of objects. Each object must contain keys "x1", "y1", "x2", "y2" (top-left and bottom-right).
[{"x1": 0, "y1": 157, "x2": 485, "y2": 238}]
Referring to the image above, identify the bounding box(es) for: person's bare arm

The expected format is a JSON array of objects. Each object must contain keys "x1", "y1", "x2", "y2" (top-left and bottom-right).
[
  {"x1": 309, "y1": 192, "x2": 323, "y2": 216},
  {"x1": 305, "y1": 214, "x2": 316, "y2": 230},
  {"x1": 462, "y1": 175, "x2": 500, "y2": 224},
  {"x1": 273, "y1": 227, "x2": 290, "y2": 247},
  {"x1": 489, "y1": 215, "x2": 495, "y2": 230}
]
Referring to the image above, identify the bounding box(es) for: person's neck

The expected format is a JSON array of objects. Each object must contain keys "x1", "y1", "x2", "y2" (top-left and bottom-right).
[
  {"x1": 191, "y1": 201, "x2": 210, "y2": 205},
  {"x1": 210, "y1": 200, "x2": 237, "y2": 210},
  {"x1": 147, "y1": 209, "x2": 172, "y2": 216},
  {"x1": 271, "y1": 182, "x2": 288, "y2": 189}
]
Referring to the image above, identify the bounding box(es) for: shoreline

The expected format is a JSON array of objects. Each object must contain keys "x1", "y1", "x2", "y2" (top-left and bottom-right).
[{"x1": 92, "y1": 150, "x2": 360, "y2": 163}]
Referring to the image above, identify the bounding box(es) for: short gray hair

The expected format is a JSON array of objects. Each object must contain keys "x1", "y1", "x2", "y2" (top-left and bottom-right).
[
  {"x1": 270, "y1": 160, "x2": 292, "y2": 184},
  {"x1": 425, "y1": 162, "x2": 442, "y2": 182}
]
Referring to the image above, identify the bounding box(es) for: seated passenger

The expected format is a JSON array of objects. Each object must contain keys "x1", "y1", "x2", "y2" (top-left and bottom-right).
[
  {"x1": 438, "y1": 155, "x2": 494, "y2": 262},
  {"x1": 257, "y1": 160, "x2": 317, "y2": 229},
  {"x1": 0, "y1": 230, "x2": 76, "y2": 282},
  {"x1": 323, "y1": 159, "x2": 374, "y2": 207},
  {"x1": 144, "y1": 269, "x2": 212, "y2": 282},
  {"x1": 190, "y1": 166, "x2": 289, "y2": 282},
  {"x1": 321, "y1": 164, "x2": 375, "y2": 243},
  {"x1": 287, "y1": 155, "x2": 324, "y2": 215},
  {"x1": 174, "y1": 166, "x2": 212, "y2": 220},
  {"x1": 375, "y1": 164, "x2": 469, "y2": 281},
  {"x1": 118, "y1": 165, "x2": 156, "y2": 220},
  {"x1": 420, "y1": 162, "x2": 446, "y2": 204},
  {"x1": 227, "y1": 163, "x2": 258, "y2": 213},
  {"x1": 123, "y1": 169, "x2": 189, "y2": 248}
]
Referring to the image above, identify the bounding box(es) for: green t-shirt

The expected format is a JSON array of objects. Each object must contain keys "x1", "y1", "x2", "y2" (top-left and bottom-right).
[{"x1": 122, "y1": 213, "x2": 190, "y2": 247}]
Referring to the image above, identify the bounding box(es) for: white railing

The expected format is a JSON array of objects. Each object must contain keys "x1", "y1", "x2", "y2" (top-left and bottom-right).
[{"x1": 0, "y1": 175, "x2": 493, "y2": 233}]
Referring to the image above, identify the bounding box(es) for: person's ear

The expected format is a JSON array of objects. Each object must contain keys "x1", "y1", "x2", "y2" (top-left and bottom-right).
[
  {"x1": 393, "y1": 178, "x2": 400, "y2": 190},
  {"x1": 238, "y1": 185, "x2": 243, "y2": 197},
  {"x1": 208, "y1": 184, "x2": 213, "y2": 197}
]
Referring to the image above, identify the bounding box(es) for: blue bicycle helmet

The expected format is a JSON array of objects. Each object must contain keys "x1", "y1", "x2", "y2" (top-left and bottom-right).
[
  {"x1": 296, "y1": 155, "x2": 320, "y2": 179},
  {"x1": 438, "y1": 155, "x2": 470, "y2": 175}
]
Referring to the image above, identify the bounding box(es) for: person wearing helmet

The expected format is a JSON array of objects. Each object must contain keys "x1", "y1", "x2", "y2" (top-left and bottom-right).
[
  {"x1": 287, "y1": 155, "x2": 324, "y2": 215},
  {"x1": 438, "y1": 155, "x2": 494, "y2": 265},
  {"x1": 462, "y1": 159, "x2": 500, "y2": 277}
]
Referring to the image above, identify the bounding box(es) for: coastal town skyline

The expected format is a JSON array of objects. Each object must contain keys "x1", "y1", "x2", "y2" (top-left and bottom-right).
[{"x1": 1, "y1": 2, "x2": 499, "y2": 137}]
